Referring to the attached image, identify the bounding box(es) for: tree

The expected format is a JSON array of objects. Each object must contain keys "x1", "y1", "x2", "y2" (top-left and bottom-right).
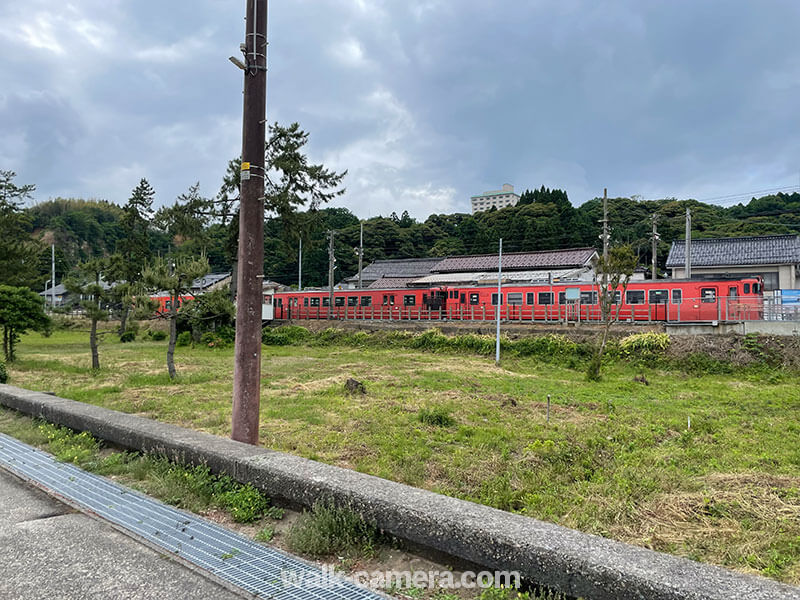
[
  {"x1": 64, "y1": 258, "x2": 112, "y2": 370},
  {"x1": 142, "y1": 256, "x2": 210, "y2": 379},
  {"x1": 588, "y1": 245, "x2": 638, "y2": 381},
  {"x1": 154, "y1": 182, "x2": 213, "y2": 257},
  {"x1": 113, "y1": 179, "x2": 156, "y2": 337},
  {"x1": 178, "y1": 286, "x2": 235, "y2": 343},
  {"x1": 0, "y1": 285, "x2": 50, "y2": 362},
  {"x1": 0, "y1": 171, "x2": 41, "y2": 287}
]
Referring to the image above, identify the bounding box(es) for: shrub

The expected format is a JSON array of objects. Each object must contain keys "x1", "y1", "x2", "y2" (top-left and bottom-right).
[
  {"x1": 120, "y1": 330, "x2": 136, "y2": 343},
  {"x1": 0, "y1": 360, "x2": 7, "y2": 384},
  {"x1": 618, "y1": 332, "x2": 670, "y2": 363},
  {"x1": 513, "y1": 334, "x2": 578, "y2": 358},
  {"x1": 176, "y1": 331, "x2": 192, "y2": 347},
  {"x1": 145, "y1": 329, "x2": 167, "y2": 341},
  {"x1": 262, "y1": 325, "x2": 311, "y2": 346},
  {"x1": 287, "y1": 501, "x2": 381, "y2": 558},
  {"x1": 418, "y1": 406, "x2": 456, "y2": 427}
]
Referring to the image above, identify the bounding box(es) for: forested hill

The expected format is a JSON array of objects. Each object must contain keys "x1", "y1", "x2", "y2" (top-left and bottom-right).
[{"x1": 15, "y1": 188, "x2": 800, "y2": 289}]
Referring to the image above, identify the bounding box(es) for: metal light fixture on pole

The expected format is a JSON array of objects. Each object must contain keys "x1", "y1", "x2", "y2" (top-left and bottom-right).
[{"x1": 232, "y1": 0, "x2": 268, "y2": 445}]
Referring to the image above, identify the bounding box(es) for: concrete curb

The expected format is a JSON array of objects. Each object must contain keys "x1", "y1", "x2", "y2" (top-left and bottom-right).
[{"x1": 1, "y1": 384, "x2": 798, "y2": 600}]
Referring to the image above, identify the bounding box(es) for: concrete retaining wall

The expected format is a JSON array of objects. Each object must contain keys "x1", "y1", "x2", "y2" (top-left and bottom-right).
[{"x1": 1, "y1": 384, "x2": 798, "y2": 600}]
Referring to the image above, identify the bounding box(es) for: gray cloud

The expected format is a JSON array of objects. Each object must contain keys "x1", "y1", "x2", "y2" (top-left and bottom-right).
[{"x1": 1, "y1": 0, "x2": 798, "y2": 218}]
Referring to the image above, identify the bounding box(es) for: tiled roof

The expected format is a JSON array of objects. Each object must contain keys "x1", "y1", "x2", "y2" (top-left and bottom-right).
[
  {"x1": 666, "y1": 235, "x2": 800, "y2": 268},
  {"x1": 191, "y1": 272, "x2": 231, "y2": 290},
  {"x1": 411, "y1": 268, "x2": 593, "y2": 286},
  {"x1": 432, "y1": 248, "x2": 597, "y2": 273},
  {"x1": 344, "y1": 258, "x2": 442, "y2": 282},
  {"x1": 367, "y1": 277, "x2": 419, "y2": 289}
]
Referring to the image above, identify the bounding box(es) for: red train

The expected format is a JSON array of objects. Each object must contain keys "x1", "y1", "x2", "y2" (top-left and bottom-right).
[
  {"x1": 272, "y1": 277, "x2": 764, "y2": 323},
  {"x1": 149, "y1": 293, "x2": 195, "y2": 313}
]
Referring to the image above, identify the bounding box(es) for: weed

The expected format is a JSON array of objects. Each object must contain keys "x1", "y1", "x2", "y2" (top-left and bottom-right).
[
  {"x1": 264, "y1": 505, "x2": 286, "y2": 520},
  {"x1": 254, "y1": 525, "x2": 275, "y2": 543},
  {"x1": 0, "y1": 360, "x2": 7, "y2": 384},
  {"x1": 418, "y1": 406, "x2": 456, "y2": 427},
  {"x1": 216, "y1": 483, "x2": 270, "y2": 523},
  {"x1": 287, "y1": 500, "x2": 382, "y2": 558},
  {"x1": 176, "y1": 331, "x2": 191, "y2": 347}
]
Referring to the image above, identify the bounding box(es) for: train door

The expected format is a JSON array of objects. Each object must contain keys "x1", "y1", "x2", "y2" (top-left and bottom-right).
[
  {"x1": 698, "y1": 285, "x2": 719, "y2": 321},
  {"x1": 262, "y1": 290, "x2": 274, "y2": 321},
  {"x1": 648, "y1": 289, "x2": 668, "y2": 321},
  {"x1": 564, "y1": 287, "x2": 580, "y2": 322},
  {"x1": 424, "y1": 289, "x2": 447, "y2": 316}
]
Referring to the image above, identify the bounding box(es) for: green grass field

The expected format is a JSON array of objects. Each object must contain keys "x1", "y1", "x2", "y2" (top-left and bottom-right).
[{"x1": 4, "y1": 328, "x2": 800, "y2": 583}]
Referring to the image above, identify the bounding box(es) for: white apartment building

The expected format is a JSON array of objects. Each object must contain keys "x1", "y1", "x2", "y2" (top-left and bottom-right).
[{"x1": 470, "y1": 183, "x2": 520, "y2": 214}]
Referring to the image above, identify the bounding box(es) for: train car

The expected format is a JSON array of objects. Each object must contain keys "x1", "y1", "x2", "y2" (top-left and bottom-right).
[
  {"x1": 150, "y1": 293, "x2": 195, "y2": 314},
  {"x1": 272, "y1": 277, "x2": 763, "y2": 323}
]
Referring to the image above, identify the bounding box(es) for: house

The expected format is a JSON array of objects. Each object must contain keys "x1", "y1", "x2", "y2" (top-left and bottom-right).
[
  {"x1": 190, "y1": 272, "x2": 231, "y2": 294},
  {"x1": 665, "y1": 234, "x2": 800, "y2": 294}
]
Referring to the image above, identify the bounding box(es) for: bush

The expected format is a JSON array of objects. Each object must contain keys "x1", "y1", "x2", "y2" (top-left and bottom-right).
[
  {"x1": 201, "y1": 325, "x2": 236, "y2": 348},
  {"x1": 216, "y1": 483, "x2": 270, "y2": 523},
  {"x1": 618, "y1": 332, "x2": 670, "y2": 364},
  {"x1": 513, "y1": 334, "x2": 579, "y2": 358},
  {"x1": 120, "y1": 330, "x2": 136, "y2": 343},
  {"x1": 176, "y1": 331, "x2": 191, "y2": 347},
  {"x1": 0, "y1": 361, "x2": 7, "y2": 384},
  {"x1": 145, "y1": 329, "x2": 167, "y2": 341},
  {"x1": 262, "y1": 325, "x2": 311, "y2": 346}
]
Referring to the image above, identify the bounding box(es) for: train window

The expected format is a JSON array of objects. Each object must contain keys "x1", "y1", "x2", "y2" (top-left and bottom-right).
[
  {"x1": 322, "y1": 297, "x2": 330, "y2": 307},
  {"x1": 558, "y1": 292, "x2": 566, "y2": 304},
  {"x1": 491, "y1": 293, "x2": 503, "y2": 305},
  {"x1": 729, "y1": 286, "x2": 738, "y2": 299},
  {"x1": 382, "y1": 295, "x2": 389, "y2": 305},
  {"x1": 626, "y1": 290, "x2": 645, "y2": 304},
  {"x1": 310, "y1": 297, "x2": 320, "y2": 307},
  {"x1": 700, "y1": 288, "x2": 717, "y2": 303},
  {"x1": 744, "y1": 283, "x2": 751, "y2": 294},
  {"x1": 389, "y1": 295, "x2": 395, "y2": 305},
  {"x1": 469, "y1": 293, "x2": 479, "y2": 305},
  {"x1": 403, "y1": 295, "x2": 416, "y2": 306},
  {"x1": 612, "y1": 291, "x2": 621, "y2": 304},
  {"x1": 165, "y1": 300, "x2": 172, "y2": 311},
  {"x1": 526, "y1": 292, "x2": 534, "y2": 305},
  {"x1": 460, "y1": 293, "x2": 466, "y2": 303},
  {"x1": 580, "y1": 291, "x2": 598, "y2": 305},
  {"x1": 303, "y1": 297, "x2": 309, "y2": 306},
  {"x1": 347, "y1": 297, "x2": 358, "y2": 306},
  {"x1": 753, "y1": 283, "x2": 760, "y2": 294},
  {"x1": 264, "y1": 296, "x2": 273, "y2": 305},
  {"x1": 507, "y1": 292, "x2": 523, "y2": 305},
  {"x1": 275, "y1": 298, "x2": 282, "y2": 306},
  {"x1": 422, "y1": 293, "x2": 428, "y2": 304},
  {"x1": 648, "y1": 289, "x2": 668, "y2": 304},
  {"x1": 334, "y1": 297, "x2": 345, "y2": 307},
  {"x1": 175, "y1": 300, "x2": 181, "y2": 309},
  {"x1": 538, "y1": 292, "x2": 554, "y2": 305},
  {"x1": 671, "y1": 289, "x2": 682, "y2": 304},
  {"x1": 360, "y1": 296, "x2": 371, "y2": 306}
]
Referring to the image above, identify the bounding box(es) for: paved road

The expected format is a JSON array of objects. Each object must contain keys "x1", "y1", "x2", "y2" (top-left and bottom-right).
[{"x1": 0, "y1": 468, "x2": 245, "y2": 600}]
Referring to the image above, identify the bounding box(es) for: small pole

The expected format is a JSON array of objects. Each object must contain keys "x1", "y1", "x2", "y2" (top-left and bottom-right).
[
  {"x1": 685, "y1": 207, "x2": 692, "y2": 279},
  {"x1": 651, "y1": 213, "x2": 659, "y2": 280},
  {"x1": 51, "y1": 243, "x2": 56, "y2": 308},
  {"x1": 358, "y1": 222, "x2": 363, "y2": 290},
  {"x1": 298, "y1": 238, "x2": 302, "y2": 291},
  {"x1": 688, "y1": 415, "x2": 691, "y2": 430},
  {"x1": 327, "y1": 230, "x2": 335, "y2": 318},
  {"x1": 495, "y1": 238, "x2": 502, "y2": 365},
  {"x1": 546, "y1": 394, "x2": 551, "y2": 424}
]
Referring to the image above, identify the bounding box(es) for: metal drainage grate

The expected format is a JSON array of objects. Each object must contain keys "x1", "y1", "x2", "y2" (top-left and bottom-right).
[{"x1": 0, "y1": 432, "x2": 380, "y2": 600}]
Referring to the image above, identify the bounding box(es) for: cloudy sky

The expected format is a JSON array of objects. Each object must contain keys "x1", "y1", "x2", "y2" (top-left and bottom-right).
[{"x1": 1, "y1": 1, "x2": 799, "y2": 219}]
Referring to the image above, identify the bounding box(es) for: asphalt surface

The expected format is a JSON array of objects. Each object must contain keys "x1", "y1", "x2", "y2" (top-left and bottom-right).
[{"x1": 0, "y1": 468, "x2": 245, "y2": 600}]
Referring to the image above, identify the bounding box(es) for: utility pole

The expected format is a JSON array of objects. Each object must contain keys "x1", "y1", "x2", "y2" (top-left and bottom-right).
[
  {"x1": 231, "y1": 0, "x2": 268, "y2": 446},
  {"x1": 650, "y1": 213, "x2": 659, "y2": 280},
  {"x1": 327, "y1": 230, "x2": 336, "y2": 317},
  {"x1": 358, "y1": 222, "x2": 363, "y2": 290},
  {"x1": 685, "y1": 207, "x2": 692, "y2": 279},
  {"x1": 51, "y1": 244, "x2": 56, "y2": 308},
  {"x1": 495, "y1": 238, "x2": 502, "y2": 366},
  {"x1": 298, "y1": 238, "x2": 302, "y2": 291}
]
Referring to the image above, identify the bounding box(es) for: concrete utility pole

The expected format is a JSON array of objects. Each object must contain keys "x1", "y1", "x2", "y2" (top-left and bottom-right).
[
  {"x1": 495, "y1": 238, "x2": 502, "y2": 366},
  {"x1": 232, "y1": 0, "x2": 268, "y2": 446},
  {"x1": 327, "y1": 230, "x2": 335, "y2": 317},
  {"x1": 651, "y1": 213, "x2": 659, "y2": 280},
  {"x1": 685, "y1": 207, "x2": 692, "y2": 279},
  {"x1": 358, "y1": 222, "x2": 363, "y2": 290},
  {"x1": 298, "y1": 238, "x2": 302, "y2": 291}
]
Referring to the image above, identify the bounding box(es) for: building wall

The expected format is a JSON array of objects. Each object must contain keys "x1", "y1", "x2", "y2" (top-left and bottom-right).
[
  {"x1": 470, "y1": 183, "x2": 520, "y2": 214},
  {"x1": 669, "y1": 264, "x2": 796, "y2": 291}
]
